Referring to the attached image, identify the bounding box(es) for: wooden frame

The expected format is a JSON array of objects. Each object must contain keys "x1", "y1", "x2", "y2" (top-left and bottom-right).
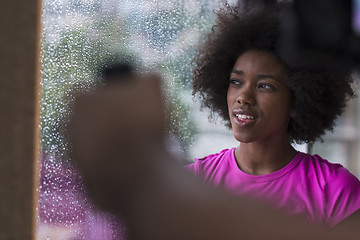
[{"x1": 0, "y1": 0, "x2": 42, "y2": 239}]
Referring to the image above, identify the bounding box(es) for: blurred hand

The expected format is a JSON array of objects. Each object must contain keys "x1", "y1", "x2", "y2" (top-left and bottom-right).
[{"x1": 69, "y1": 73, "x2": 166, "y2": 214}]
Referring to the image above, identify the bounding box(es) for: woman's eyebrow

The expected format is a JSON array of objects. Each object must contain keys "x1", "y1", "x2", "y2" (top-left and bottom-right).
[
  {"x1": 231, "y1": 70, "x2": 281, "y2": 82},
  {"x1": 231, "y1": 69, "x2": 243, "y2": 75},
  {"x1": 257, "y1": 74, "x2": 281, "y2": 82}
]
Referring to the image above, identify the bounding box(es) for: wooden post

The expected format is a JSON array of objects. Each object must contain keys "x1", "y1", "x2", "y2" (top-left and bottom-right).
[{"x1": 0, "y1": 0, "x2": 42, "y2": 239}]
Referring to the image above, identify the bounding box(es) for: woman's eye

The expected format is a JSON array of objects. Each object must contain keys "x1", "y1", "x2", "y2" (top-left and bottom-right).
[
  {"x1": 230, "y1": 79, "x2": 242, "y2": 85},
  {"x1": 258, "y1": 83, "x2": 273, "y2": 90}
]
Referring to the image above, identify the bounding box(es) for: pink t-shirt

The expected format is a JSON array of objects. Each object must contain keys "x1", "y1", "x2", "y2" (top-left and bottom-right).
[{"x1": 186, "y1": 148, "x2": 360, "y2": 227}]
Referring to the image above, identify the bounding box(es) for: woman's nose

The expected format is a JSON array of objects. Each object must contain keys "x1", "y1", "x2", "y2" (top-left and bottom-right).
[{"x1": 236, "y1": 88, "x2": 255, "y2": 106}]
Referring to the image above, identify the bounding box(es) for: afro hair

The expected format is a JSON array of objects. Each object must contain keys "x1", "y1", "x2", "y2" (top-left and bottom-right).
[{"x1": 192, "y1": 2, "x2": 355, "y2": 143}]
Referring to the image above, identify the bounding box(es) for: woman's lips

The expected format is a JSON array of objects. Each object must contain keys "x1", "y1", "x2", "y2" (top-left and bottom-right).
[{"x1": 232, "y1": 110, "x2": 257, "y2": 126}]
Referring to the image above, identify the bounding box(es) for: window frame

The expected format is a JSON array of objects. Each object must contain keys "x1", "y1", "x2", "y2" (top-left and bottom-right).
[{"x1": 0, "y1": 0, "x2": 42, "y2": 239}]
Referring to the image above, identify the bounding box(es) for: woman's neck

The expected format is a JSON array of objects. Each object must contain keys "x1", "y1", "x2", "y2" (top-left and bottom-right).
[{"x1": 234, "y1": 138, "x2": 297, "y2": 175}]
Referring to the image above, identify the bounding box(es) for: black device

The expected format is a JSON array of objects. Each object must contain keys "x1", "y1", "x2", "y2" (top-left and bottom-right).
[
  {"x1": 98, "y1": 61, "x2": 135, "y2": 84},
  {"x1": 280, "y1": 0, "x2": 360, "y2": 71},
  {"x1": 242, "y1": 0, "x2": 360, "y2": 71}
]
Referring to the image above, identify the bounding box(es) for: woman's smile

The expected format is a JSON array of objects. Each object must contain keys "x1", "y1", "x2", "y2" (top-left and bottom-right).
[{"x1": 232, "y1": 108, "x2": 257, "y2": 126}]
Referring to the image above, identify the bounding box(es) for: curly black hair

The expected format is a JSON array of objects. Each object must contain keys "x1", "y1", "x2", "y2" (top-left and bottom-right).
[{"x1": 192, "y1": 3, "x2": 355, "y2": 144}]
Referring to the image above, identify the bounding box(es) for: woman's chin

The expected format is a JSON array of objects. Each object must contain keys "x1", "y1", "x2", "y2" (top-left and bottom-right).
[{"x1": 233, "y1": 134, "x2": 256, "y2": 144}]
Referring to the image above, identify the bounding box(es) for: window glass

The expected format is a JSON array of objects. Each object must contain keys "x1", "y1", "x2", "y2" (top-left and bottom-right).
[{"x1": 40, "y1": 0, "x2": 231, "y2": 239}]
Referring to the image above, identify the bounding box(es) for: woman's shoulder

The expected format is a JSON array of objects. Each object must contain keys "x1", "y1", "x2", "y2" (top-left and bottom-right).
[
  {"x1": 185, "y1": 148, "x2": 235, "y2": 176},
  {"x1": 301, "y1": 153, "x2": 360, "y2": 226},
  {"x1": 196, "y1": 148, "x2": 234, "y2": 162},
  {"x1": 298, "y1": 152, "x2": 360, "y2": 189}
]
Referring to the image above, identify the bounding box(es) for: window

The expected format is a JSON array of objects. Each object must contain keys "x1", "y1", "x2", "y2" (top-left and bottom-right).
[
  {"x1": 39, "y1": 0, "x2": 226, "y2": 238},
  {"x1": 39, "y1": 0, "x2": 360, "y2": 239},
  {"x1": 312, "y1": 98, "x2": 360, "y2": 177}
]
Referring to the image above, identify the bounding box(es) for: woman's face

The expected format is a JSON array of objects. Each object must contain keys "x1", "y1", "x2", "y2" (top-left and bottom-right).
[{"x1": 227, "y1": 49, "x2": 292, "y2": 143}]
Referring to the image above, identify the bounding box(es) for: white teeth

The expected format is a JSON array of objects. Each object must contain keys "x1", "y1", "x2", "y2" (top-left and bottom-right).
[{"x1": 236, "y1": 114, "x2": 255, "y2": 120}]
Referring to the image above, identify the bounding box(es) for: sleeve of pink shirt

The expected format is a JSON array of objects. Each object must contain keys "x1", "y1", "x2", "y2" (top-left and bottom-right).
[
  {"x1": 325, "y1": 166, "x2": 360, "y2": 227},
  {"x1": 184, "y1": 159, "x2": 202, "y2": 177}
]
